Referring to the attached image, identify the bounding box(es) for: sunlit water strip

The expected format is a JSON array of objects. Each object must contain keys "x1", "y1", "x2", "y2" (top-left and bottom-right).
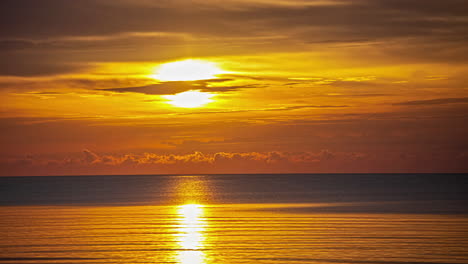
[
  {"x1": 1, "y1": 204, "x2": 468, "y2": 264},
  {"x1": 175, "y1": 204, "x2": 207, "y2": 264}
]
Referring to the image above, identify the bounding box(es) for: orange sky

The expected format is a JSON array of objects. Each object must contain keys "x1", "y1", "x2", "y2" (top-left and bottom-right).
[{"x1": 1, "y1": 0, "x2": 467, "y2": 175}]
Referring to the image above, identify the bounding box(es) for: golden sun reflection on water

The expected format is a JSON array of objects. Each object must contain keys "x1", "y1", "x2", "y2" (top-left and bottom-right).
[{"x1": 175, "y1": 204, "x2": 207, "y2": 264}]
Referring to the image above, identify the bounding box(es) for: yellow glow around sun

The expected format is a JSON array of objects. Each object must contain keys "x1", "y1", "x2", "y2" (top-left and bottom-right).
[
  {"x1": 152, "y1": 59, "x2": 226, "y2": 81},
  {"x1": 163, "y1": 90, "x2": 215, "y2": 108}
]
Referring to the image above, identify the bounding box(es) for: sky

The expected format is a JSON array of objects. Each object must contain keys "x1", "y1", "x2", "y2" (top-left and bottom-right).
[{"x1": 1, "y1": 0, "x2": 467, "y2": 175}]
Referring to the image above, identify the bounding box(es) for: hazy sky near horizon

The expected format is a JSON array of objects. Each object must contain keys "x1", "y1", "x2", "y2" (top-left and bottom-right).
[{"x1": 1, "y1": 0, "x2": 467, "y2": 175}]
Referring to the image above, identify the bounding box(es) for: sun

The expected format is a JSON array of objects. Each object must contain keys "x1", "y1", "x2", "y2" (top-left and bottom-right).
[
  {"x1": 151, "y1": 59, "x2": 226, "y2": 81},
  {"x1": 163, "y1": 90, "x2": 215, "y2": 108}
]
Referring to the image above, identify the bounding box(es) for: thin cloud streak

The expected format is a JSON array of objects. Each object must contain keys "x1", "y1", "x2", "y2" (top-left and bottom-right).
[{"x1": 394, "y1": 97, "x2": 468, "y2": 106}]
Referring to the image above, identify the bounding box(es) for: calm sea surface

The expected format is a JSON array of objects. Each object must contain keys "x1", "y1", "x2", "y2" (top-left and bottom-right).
[{"x1": 1, "y1": 174, "x2": 467, "y2": 264}]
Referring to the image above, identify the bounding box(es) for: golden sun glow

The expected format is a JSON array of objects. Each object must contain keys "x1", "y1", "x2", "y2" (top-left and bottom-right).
[
  {"x1": 152, "y1": 59, "x2": 226, "y2": 81},
  {"x1": 163, "y1": 90, "x2": 215, "y2": 108}
]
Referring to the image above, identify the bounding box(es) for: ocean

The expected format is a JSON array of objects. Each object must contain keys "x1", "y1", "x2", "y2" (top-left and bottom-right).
[{"x1": 1, "y1": 174, "x2": 467, "y2": 264}]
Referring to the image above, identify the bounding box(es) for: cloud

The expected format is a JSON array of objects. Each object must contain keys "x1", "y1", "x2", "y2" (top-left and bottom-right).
[
  {"x1": 3, "y1": 149, "x2": 362, "y2": 168},
  {"x1": 104, "y1": 83, "x2": 197, "y2": 95},
  {"x1": 0, "y1": 32, "x2": 190, "y2": 52},
  {"x1": 0, "y1": 61, "x2": 86, "y2": 77},
  {"x1": 0, "y1": 39, "x2": 38, "y2": 50},
  {"x1": 103, "y1": 78, "x2": 259, "y2": 95},
  {"x1": 170, "y1": 104, "x2": 350, "y2": 116},
  {"x1": 3, "y1": 147, "x2": 466, "y2": 176},
  {"x1": 82, "y1": 149, "x2": 101, "y2": 164},
  {"x1": 0, "y1": 34, "x2": 190, "y2": 77},
  {"x1": 394, "y1": 97, "x2": 468, "y2": 106},
  {"x1": 1, "y1": 0, "x2": 467, "y2": 64}
]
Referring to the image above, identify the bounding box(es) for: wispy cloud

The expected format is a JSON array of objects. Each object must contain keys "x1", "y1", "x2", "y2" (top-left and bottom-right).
[
  {"x1": 102, "y1": 79, "x2": 259, "y2": 95},
  {"x1": 394, "y1": 97, "x2": 468, "y2": 106}
]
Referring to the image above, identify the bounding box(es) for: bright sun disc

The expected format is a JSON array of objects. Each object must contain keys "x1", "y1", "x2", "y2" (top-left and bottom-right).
[
  {"x1": 152, "y1": 59, "x2": 225, "y2": 81},
  {"x1": 163, "y1": 90, "x2": 215, "y2": 108}
]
